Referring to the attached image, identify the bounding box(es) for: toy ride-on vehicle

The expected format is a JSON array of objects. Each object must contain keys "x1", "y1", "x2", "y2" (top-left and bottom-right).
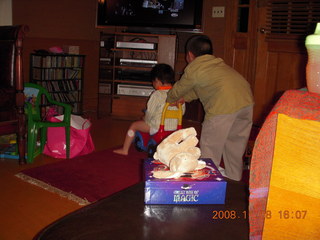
[{"x1": 135, "y1": 102, "x2": 183, "y2": 157}]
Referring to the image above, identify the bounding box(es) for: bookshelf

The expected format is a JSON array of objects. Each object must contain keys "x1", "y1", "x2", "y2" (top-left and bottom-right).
[
  {"x1": 30, "y1": 53, "x2": 85, "y2": 114},
  {"x1": 98, "y1": 32, "x2": 177, "y2": 119}
]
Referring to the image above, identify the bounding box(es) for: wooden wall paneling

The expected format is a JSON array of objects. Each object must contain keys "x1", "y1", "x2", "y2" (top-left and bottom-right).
[
  {"x1": 201, "y1": 0, "x2": 226, "y2": 59},
  {"x1": 276, "y1": 53, "x2": 301, "y2": 90},
  {"x1": 112, "y1": 96, "x2": 147, "y2": 119},
  {"x1": 157, "y1": 35, "x2": 177, "y2": 68},
  {"x1": 254, "y1": 46, "x2": 308, "y2": 125},
  {"x1": 233, "y1": 48, "x2": 248, "y2": 79},
  {"x1": 174, "y1": 53, "x2": 187, "y2": 81},
  {"x1": 266, "y1": 52, "x2": 280, "y2": 110},
  {"x1": 267, "y1": 43, "x2": 307, "y2": 94},
  {"x1": 12, "y1": 0, "x2": 99, "y2": 40},
  {"x1": 97, "y1": 94, "x2": 112, "y2": 119}
]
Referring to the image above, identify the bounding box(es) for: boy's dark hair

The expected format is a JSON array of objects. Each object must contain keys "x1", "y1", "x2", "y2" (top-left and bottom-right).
[
  {"x1": 186, "y1": 35, "x2": 213, "y2": 57},
  {"x1": 150, "y1": 63, "x2": 175, "y2": 84}
]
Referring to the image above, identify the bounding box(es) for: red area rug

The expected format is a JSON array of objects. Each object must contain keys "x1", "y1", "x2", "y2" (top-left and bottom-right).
[
  {"x1": 15, "y1": 133, "x2": 255, "y2": 205},
  {"x1": 16, "y1": 147, "x2": 147, "y2": 205}
]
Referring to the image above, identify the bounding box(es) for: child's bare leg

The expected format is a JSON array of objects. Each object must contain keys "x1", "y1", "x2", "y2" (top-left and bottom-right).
[{"x1": 114, "y1": 120, "x2": 150, "y2": 155}]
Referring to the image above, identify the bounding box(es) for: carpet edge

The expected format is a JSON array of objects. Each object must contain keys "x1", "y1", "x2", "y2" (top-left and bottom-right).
[{"x1": 15, "y1": 172, "x2": 90, "y2": 206}]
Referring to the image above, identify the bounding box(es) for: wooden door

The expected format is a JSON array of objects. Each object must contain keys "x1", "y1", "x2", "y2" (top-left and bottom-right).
[
  {"x1": 225, "y1": 0, "x2": 318, "y2": 126},
  {"x1": 224, "y1": 0, "x2": 259, "y2": 88}
]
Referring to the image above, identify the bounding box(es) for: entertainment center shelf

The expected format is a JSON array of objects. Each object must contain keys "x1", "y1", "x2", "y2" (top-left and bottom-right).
[{"x1": 98, "y1": 32, "x2": 177, "y2": 119}]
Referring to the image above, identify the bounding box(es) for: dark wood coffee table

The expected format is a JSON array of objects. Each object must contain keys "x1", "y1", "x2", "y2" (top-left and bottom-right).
[{"x1": 34, "y1": 181, "x2": 249, "y2": 240}]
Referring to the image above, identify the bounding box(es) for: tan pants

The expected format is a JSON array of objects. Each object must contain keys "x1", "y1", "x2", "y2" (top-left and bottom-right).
[{"x1": 200, "y1": 105, "x2": 253, "y2": 181}]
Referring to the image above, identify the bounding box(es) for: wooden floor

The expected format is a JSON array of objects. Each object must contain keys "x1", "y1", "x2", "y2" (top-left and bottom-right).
[{"x1": 0, "y1": 116, "x2": 201, "y2": 240}]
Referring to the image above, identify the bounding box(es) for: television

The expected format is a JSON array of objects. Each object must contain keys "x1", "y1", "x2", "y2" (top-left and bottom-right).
[{"x1": 97, "y1": 0, "x2": 203, "y2": 33}]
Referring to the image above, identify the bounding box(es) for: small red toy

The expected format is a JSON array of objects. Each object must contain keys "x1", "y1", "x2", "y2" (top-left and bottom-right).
[{"x1": 135, "y1": 102, "x2": 183, "y2": 157}]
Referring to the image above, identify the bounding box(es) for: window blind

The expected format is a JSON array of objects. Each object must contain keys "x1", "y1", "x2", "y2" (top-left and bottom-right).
[{"x1": 266, "y1": 0, "x2": 320, "y2": 39}]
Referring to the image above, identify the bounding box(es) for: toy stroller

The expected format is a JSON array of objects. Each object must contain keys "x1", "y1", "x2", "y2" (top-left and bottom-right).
[{"x1": 135, "y1": 102, "x2": 183, "y2": 157}]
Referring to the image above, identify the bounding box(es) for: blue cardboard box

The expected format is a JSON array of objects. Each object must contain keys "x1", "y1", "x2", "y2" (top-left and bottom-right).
[{"x1": 144, "y1": 158, "x2": 227, "y2": 204}]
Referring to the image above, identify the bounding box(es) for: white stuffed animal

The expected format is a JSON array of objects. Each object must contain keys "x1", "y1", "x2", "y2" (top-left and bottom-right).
[{"x1": 152, "y1": 127, "x2": 206, "y2": 179}]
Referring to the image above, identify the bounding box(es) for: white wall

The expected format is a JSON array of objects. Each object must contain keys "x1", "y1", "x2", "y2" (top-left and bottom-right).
[{"x1": 0, "y1": 0, "x2": 12, "y2": 25}]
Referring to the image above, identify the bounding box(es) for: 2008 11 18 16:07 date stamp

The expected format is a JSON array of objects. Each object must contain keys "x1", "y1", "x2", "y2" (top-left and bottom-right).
[{"x1": 212, "y1": 210, "x2": 308, "y2": 220}]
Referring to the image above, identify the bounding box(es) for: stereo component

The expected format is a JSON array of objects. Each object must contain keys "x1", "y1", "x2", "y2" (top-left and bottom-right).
[
  {"x1": 116, "y1": 41, "x2": 157, "y2": 50},
  {"x1": 117, "y1": 84, "x2": 154, "y2": 97}
]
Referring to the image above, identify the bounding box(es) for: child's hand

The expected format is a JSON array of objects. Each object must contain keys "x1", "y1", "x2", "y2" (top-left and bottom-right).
[
  {"x1": 177, "y1": 98, "x2": 185, "y2": 104},
  {"x1": 169, "y1": 98, "x2": 185, "y2": 107}
]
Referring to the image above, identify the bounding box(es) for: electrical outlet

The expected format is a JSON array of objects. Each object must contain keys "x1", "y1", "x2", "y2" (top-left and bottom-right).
[{"x1": 212, "y1": 6, "x2": 225, "y2": 18}]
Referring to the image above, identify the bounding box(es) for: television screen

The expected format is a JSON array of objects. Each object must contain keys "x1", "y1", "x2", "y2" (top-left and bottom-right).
[{"x1": 97, "y1": 0, "x2": 203, "y2": 31}]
